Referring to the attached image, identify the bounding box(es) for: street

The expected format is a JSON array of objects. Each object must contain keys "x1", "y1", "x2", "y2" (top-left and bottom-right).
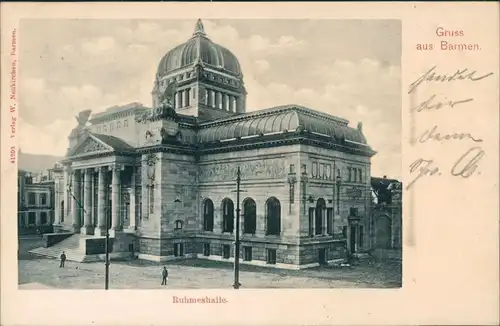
[{"x1": 18, "y1": 238, "x2": 401, "y2": 289}]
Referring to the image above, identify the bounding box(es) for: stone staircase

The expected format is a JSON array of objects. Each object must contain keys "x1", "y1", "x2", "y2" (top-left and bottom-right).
[{"x1": 30, "y1": 235, "x2": 89, "y2": 262}]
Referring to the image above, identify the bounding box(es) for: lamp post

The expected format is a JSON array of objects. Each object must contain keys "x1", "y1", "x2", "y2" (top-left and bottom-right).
[
  {"x1": 336, "y1": 170, "x2": 341, "y2": 215},
  {"x1": 104, "y1": 203, "x2": 110, "y2": 290},
  {"x1": 232, "y1": 166, "x2": 242, "y2": 289}
]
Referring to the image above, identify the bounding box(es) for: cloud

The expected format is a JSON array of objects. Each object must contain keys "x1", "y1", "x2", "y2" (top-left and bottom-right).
[{"x1": 19, "y1": 19, "x2": 401, "y2": 178}]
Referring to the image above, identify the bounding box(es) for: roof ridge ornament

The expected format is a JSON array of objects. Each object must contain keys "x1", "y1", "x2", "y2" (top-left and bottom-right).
[{"x1": 193, "y1": 19, "x2": 206, "y2": 37}]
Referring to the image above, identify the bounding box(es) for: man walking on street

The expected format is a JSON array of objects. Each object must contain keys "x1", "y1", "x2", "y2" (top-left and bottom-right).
[
  {"x1": 60, "y1": 251, "x2": 66, "y2": 268},
  {"x1": 161, "y1": 266, "x2": 168, "y2": 286}
]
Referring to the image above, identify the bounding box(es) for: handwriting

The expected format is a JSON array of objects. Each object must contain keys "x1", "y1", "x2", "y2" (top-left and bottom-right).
[
  {"x1": 408, "y1": 65, "x2": 494, "y2": 94},
  {"x1": 417, "y1": 125, "x2": 483, "y2": 144},
  {"x1": 451, "y1": 146, "x2": 485, "y2": 178},
  {"x1": 407, "y1": 158, "x2": 440, "y2": 190},
  {"x1": 412, "y1": 94, "x2": 474, "y2": 113}
]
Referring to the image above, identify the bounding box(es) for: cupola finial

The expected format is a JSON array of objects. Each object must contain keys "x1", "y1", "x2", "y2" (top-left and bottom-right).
[{"x1": 193, "y1": 19, "x2": 206, "y2": 36}]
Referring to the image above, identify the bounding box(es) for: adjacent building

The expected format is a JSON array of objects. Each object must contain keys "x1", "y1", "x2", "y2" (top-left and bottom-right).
[
  {"x1": 18, "y1": 169, "x2": 55, "y2": 232},
  {"x1": 50, "y1": 19, "x2": 378, "y2": 269},
  {"x1": 370, "y1": 176, "x2": 402, "y2": 251}
]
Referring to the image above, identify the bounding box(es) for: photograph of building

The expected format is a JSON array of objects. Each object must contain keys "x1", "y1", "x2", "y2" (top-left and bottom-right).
[{"x1": 19, "y1": 19, "x2": 402, "y2": 289}]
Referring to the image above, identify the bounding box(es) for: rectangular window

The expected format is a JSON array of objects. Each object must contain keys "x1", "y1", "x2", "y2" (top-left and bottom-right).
[
  {"x1": 326, "y1": 164, "x2": 331, "y2": 180},
  {"x1": 359, "y1": 169, "x2": 363, "y2": 183},
  {"x1": 203, "y1": 243, "x2": 210, "y2": 257},
  {"x1": 308, "y1": 208, "x2": 314, "y2": 236},
  {"x1": 312, "y1": 162, "x2": 318, "y2": 178},
  {"x1": 174, "y1": 243, "x2": 184, "y2": 257},
  {"x1": 243, "y1": 246, "x2": 252, "y2": 261},
  {"x1": 327, "y1": 208, "x2": 334, "y2": 235},
  {"x1": 350, "y1": 207, "x2": 358, "y2": 216},
  {"x1": 266, "y1": 249, "x2": 277, "y2": 264},
  {"x1": 289, "y1": 164, "x2": 295, "y2": 174},
  {"x1": 40, "y1": 212, "x2": 47, "y2": 224},
  {"x1": 289, "y1": 183, "x2": 295, "y2": 204},
  {"x1": 28, "y1": 193, "x2": 36, "y2": 205},
  {"x1": 103, "y1": 124, "x2": 108, "y2": 132},
  {"x1": 301, "y1": 164, "x2": 307, "y2": 174},
  {"x1": 110, "y1": 122, "x2": 114, "y2": 132},
  {"x1": 124, "y1": 119, "x2": 129, "y2": 128},
  {"x1": 117, "y1": 121, "x2": 122, "y2": 129},
  {"x1": 28, "y1": 212, "x2": 36, "y2": 225},
  {"x1": 40, "y1": 193, "x2": 47, "y2": 206},
  {"x1": 348, "y1": 167, "x2": 352, "y2": 182},
  {"x1": 222, "y1": 245, "x2": 230, "y2": 259}
]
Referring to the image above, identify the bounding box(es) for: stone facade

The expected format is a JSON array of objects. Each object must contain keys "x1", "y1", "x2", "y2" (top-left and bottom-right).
[
  {"x1": 51, "y1": 20, "x2": 377, "y2": 269},
  {"x1": 18, "y1": 169, "x2": 56, "y2": 232}
]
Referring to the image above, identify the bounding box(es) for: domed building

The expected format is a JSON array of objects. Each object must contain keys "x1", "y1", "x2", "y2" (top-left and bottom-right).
[{"x1": 45, "y1": 19, "x2": 376, "y2": 270}]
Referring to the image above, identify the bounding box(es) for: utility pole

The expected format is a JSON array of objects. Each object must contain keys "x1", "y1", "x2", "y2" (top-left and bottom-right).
[{"x1": 232, "y1": 166, "x2": 243, "y2": 289}]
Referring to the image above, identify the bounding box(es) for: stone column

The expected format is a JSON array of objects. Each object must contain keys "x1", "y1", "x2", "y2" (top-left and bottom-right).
[
  {"x1": 63, "y1": 165, "x2": 70, "y2": 219},
  {"x1": 221, "y1": 93, "x2": 227, "y2": 111},
  {"x1": 323, "y1": 207, "x2": 328, "y2": 235},
  {"x1": 71, "y1": 170, "x2": 81, "y2": 231},
  {"x1": 176, "y1": 92, "x2": 182, "y2": 109},
  {"x1": 228, "y1": 95, "x2": 234, "y2": 112},
  {"x1": 110, "y1": 164, "x2": 123, "y2": 235},
  {"x1": 81, "y1": 169, "x2": 93, "y2": 235},
  {"x1": 94, "y1": 166, "x2": 107, "y2": 236},
  {"x1": 127, "y1": 167, "x2": 137, "y2": 231}
]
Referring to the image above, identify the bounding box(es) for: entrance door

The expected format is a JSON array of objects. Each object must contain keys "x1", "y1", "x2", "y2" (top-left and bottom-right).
[
  {"x1": 350, "y1": 226, "x2": 357, "y2": 253},
  {"x1": 318, "y1": 248, "x2": 327, "y2": 265}
]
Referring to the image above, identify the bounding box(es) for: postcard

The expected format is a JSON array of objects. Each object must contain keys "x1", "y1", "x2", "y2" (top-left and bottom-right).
[{"x1": 1, "y1": 2, "x2": 498, "y2": 325}]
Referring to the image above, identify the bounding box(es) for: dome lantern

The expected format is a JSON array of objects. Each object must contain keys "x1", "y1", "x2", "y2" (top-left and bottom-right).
[{"x1": 192, "y1": 19, "x2": 206, "y2": 37}]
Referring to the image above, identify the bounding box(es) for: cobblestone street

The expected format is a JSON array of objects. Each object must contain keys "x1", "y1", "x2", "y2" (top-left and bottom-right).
[{"x1": 18, "y1": 238, "x2": 401, "y2": 289}]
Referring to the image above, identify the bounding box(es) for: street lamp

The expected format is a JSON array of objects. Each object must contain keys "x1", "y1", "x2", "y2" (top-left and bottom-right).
[
  {"x1": 233, "y1": 166, "x2": 242, "y2": 289},
  {"x1": 336, "y1": 170, "x2": 342, "y2": 215}
]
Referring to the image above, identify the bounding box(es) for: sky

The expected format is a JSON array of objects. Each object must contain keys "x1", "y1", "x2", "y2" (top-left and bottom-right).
[{"x1": 19, "y1": 19, "x2": 401, "y2": 179}]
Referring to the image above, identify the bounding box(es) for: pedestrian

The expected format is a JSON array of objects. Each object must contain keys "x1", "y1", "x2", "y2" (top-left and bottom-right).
[
  {"x1": 161, "y1": 266, "x2": 168, "y2": 286},
  {"x1": 60, "y1": 251, "x2": 66, "y2": 268}
]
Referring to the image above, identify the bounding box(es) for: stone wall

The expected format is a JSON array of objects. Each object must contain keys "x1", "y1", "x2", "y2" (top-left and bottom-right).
[
  {"x1": 43, "y1": 232, "x2": 73, "y2": 248},
  {"x1": 199, "y1": 145, "x2": 301, "y2": 238},
  {"x1": 298, "y1": 240, "x2": 346, "y2": 265},
  {"x1": 298, "y1": 144, "x2": 372, "y2": 250}
]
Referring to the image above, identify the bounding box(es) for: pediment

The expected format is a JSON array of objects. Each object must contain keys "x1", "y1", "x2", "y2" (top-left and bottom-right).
[{"x1": 68, "y1": 135, "x2": 113, "y2": 157}]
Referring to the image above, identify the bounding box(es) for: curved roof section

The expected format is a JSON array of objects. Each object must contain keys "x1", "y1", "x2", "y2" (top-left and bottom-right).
[
  {"x1": 156, "y1": 19, "x2": 242, "y2": 78},
  {"x1": 197, "y1": 105, "x2": 369, "y2": 145}
]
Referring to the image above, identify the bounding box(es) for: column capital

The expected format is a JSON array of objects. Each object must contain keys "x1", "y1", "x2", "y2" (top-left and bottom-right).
[
  {"x1": 95, "y1": 166, "x2": 107, "y2": 173},
  {"x1": 109, "y1": 164, "x2": 125, "y2": 172}
]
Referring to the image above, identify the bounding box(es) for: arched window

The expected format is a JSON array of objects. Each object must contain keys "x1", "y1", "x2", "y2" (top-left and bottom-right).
[
  {"x1": 174, "y1": 219, "x2": 183, "y2": 230},
  {"x1": 203, "y1": 199, "x2": 214, "y2": 231},
  {"x1": 243, "y1": 198, "x2": 256, "y2": 234},
  {"x1": 266, "y1": 197, "x2": 281, "y2": 236},
  {"x1": 222, "y1": 198, "x2": 234, "y2": 233},
  {"x1": 315, "y1": 198, "x2": 326, "y2": 235}
]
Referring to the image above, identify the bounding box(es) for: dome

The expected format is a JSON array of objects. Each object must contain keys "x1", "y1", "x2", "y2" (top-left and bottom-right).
[{"x1": 156, "y1": 19, "x2": 242, "y2": 78}]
